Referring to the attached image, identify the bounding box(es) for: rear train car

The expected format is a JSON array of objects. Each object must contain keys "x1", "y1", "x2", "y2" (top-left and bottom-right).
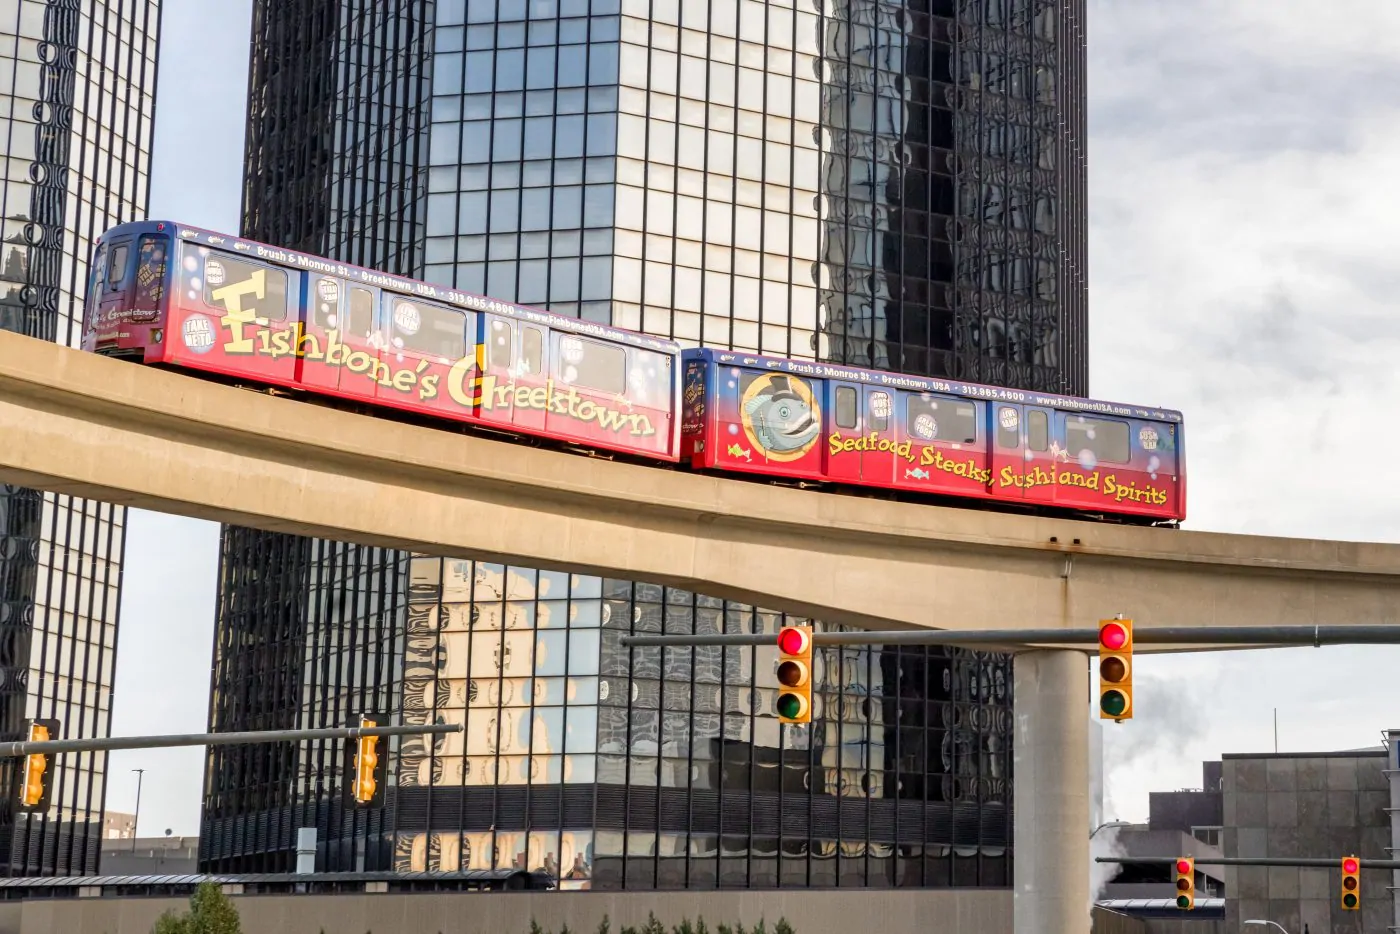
[
  {"x1": 82, "y1": 220, "x2": 682, "y2": 462},
  {"x1": 680, "y1": 349, "x2": 1186, "y2": 524}
]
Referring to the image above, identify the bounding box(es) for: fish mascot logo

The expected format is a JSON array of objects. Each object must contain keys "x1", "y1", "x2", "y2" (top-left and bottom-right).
[{"x1": 740, "y1": 373, "x2": 821, "y2": 462}]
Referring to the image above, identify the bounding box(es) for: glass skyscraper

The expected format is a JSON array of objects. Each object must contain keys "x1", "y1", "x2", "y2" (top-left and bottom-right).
[
  {"x1": 0, "y1": 0, "x2": 161, "y2": 874},
  {"x1": 203, "y1": 0, "x2": 1085, "y2": 889}
]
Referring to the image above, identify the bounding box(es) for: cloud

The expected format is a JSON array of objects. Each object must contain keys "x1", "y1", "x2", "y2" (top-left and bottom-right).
[{"x1": 1089, "y1": 0, "x2": 1400, "y2": 818}]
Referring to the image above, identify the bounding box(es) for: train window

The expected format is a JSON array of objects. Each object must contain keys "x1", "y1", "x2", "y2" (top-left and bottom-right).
[
  {"x1": 835, "y1": 387, "x2": 857, "y2": 428},
  {"x1": 522, "y1": 327, "x2": 543, "y2": 375},
  {"x1": 996, "y1": 406, "x2": 1019, "y2": 449},
  {"x1": 133, "y1": 235, "x2": 167, "y2": 309},
  {"x1": 201, "y1": 254, "x2": 288, "y2": 321},
  {"x1": 1065, "y1": 416, "x2": 1129, "y2": 464},
  {"x1": 392, "y1": 299, "x2": 466, "y2": 359},
  {"x1": 906, "y1": 395, "x2": 977, "y2": 444},
  {"x1": 558, "y1": 335, "x2": 625, "y2": 394},
  {"x1": 869, "y1": 391, "x2": 890, "y2": 431},
  {"x1": 88, "y1": 245, "x2": 107, "y2": 301},
  {"x1": 347, "y1": 288, "x2": 374, "y2": 337},
  {"x1": 311, "y1": 278, "x2": 340, "y2": 330},
  {"x1": 1027, "y1": 410, "x2": 1048, "y2": 451},
  {"x1": 489, "y1": 319, "x2": 513, "y2": 368},
  {"x1": 107, "y1": 244, "x2": 129, "y2": 288}
]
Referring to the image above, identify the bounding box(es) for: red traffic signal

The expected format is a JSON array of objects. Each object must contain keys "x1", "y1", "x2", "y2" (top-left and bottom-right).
[
  {"x1": 1100, "y1": 621, "x2": 1129, "y2": 651},
  {"x1": 773, "y1": 625, "x2": 813, "y2": 724},
  {"x1": 1173, "y1": 856, "x2": 1195, "y2": 910},
  {"x1": 1341, "y1": 855, "x2": 1360, "y2": 910},
  {"x1": 1098, "y1": 618, "x2": 1134, "y2": 721},
  {"x1": 776, "y1": 626, "x2": 810, "y2": 656}
]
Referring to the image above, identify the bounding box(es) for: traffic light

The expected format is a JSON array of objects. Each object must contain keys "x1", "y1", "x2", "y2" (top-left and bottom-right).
[
  {"x1": 15, "y1": 719, "x2": 58, "y2": 813},
  {"x1": 1341, "y1": 855, "x2": 1360, "y2": 910},
  {"x1": 345, "y1": 715, "x2": 387, "y2": 808},
  {"x1": 1098, "y1": 618, "x2": 1133, "y2": 721},
  {"x1": 1173, "y1": 856, "x2": 1195, "y2": 910},
  {"x1": 774, "y1": 625, "x2": 813, "y2": 724}
]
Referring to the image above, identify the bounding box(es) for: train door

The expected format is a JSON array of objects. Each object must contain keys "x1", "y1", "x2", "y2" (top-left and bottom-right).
[
  {"x1": 862, "y1": 386, "x2": 898, "y2": 487},
  {"x1": 1021, "y1": 406, "x2": 1056, "y2": 508},
  {"x1": 301, "y1": 277, "x2": 380, "y2": 401},
  {"x1": 826, "y1": 380, "x2": 863, "y2": 484},
  {"x1": 511, "y1": 323, "x2": 548, "y2": 434},
  {"x1": 989, "y1": 403, "x2": 1024, "y2": 497},
  {"x1": 480, "y1": 315, "x2": 516, "y2": 429}
]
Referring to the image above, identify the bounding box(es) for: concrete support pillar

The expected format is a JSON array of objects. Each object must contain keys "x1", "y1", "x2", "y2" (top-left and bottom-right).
[{"x1": 1013, "y1": 650, "x2": 1090, "y2": 934}]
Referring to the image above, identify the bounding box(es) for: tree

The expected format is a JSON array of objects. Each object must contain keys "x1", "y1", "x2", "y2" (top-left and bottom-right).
[{"x1": 149, "y1": 881, "x2": 243, "y2": 934}]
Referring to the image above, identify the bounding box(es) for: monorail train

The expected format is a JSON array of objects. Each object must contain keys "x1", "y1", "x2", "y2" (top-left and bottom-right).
[{"x1": 81, "y1": 220, "x2": 1186, "y2": 525}]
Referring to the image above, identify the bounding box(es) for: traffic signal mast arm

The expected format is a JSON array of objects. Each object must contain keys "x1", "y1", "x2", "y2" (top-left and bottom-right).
[
  {"x1": 0, "y1": 723, "x2": 460, "y2": 758},
  {"x1": 618, "y1": 624, "x2": 1400, "y2": 649}
]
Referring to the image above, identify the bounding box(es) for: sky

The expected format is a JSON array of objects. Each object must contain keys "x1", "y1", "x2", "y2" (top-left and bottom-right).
[{"x1": 103, "y1": 0, "x2": 1400, "y2": 835}]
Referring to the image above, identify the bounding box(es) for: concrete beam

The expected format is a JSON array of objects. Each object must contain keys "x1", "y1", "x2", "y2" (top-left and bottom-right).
[{"x1": 5, "y1": 330, "x2": 1400, "y2": 641}]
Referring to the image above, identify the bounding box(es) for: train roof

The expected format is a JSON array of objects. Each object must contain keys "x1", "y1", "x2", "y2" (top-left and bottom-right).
[
  {"x1": 105, "y1": 220, "x2": 681, "y2": 355},
  {"x1": 686, "y1": 348, "x2": 1184, "y2": 424}
]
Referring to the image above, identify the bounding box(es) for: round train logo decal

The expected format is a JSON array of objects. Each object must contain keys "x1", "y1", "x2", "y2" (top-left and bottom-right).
[
  {"x1": 181, "y1": 315, "x2": 215, "y2": 354},
  {"x1": 740, "y1": 373, "x2": 821, "y2": 462}
]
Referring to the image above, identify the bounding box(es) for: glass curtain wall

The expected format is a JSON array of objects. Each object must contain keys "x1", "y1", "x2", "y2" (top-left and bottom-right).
[
  {"x1": 0, "y1": 0, "x2": 160, "y2": 875},
  {"x1": 394, "y1": 559, "x2": 1011, "y2": 889}
]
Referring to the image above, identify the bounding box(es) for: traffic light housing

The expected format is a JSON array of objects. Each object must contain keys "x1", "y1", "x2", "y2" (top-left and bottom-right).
[
  {"x1": 345, "y1": 715, "x2": 387, "y2": 808},
  {"x1": 1098, "y1": 618, "x2": 1133, "y2": 721},
  {"x1": 1173, "y1": 856, "x2": 1195, "y2": 910},
  {"x1": 1341, "y1": 855, "x2": 1360, "y2": 910},
  {"x1": 15, "y1": 719, "x2": 58, "y2": 813},
  {"x1": 774, "y1": 625, "x2": 813, "y2": 724}
]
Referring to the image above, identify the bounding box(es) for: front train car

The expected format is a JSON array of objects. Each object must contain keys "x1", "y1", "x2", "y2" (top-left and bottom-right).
[{"x1": 81, "y1": 220, "x2": 683, "y2": 463}]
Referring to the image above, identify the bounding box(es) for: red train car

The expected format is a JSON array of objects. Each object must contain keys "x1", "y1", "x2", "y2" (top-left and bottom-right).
[
  {"x1": 679, "y1": 349, "x2": 1186, "y2": 525},
  {"x1": 82, "y1": 221, "x2": 681, "y2": 462}
]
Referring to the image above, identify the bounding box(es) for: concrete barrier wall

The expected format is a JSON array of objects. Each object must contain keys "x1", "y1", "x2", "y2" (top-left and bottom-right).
[{"x1": 8, "y1": 888, "x2": 1011, "y2": 934}]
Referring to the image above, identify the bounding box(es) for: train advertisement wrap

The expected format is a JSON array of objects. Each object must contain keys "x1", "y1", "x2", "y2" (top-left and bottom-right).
[
  {"x1": 685, "y1": 349, "x2": 1182, "y2": 521},
  {"x1": 82, "y1": 220, "x2": 1185, "y2": 525}
]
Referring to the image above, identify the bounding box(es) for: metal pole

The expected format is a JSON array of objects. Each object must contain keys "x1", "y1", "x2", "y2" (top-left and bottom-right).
[
  {"x1": 1097, "y1": 856, "x2": 1400, "y2": 869},
  {"x1": 619, "y1": 624, "x2": 1400, "y2": 648},
  {"x1": 131, "y1": 768, "x2": 144, "y2": 852},
  {"x1": 0, "y1": 723, "x2": 461, "y2": 758}
]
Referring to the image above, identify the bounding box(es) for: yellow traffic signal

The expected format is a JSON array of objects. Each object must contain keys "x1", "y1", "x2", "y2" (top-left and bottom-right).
[
  {"x1": 774, "y1": 626, "x2": 813, "y2": 724},
  {"x1": 16, "y1": 719, "x2": 55, "y2": 812},
  {"x1": 1173, "y1": 856, "x2": 1195, "y2": 910},
  {"x1": 1098, "y1": 618, "x2": 1133, "y2": 721},
  {"x1": 348, "y1": 716, "x2": 386, "y2": 808},
  {"x1": 1341, "y1": 855, "x2": 1360, "y2": 910}
]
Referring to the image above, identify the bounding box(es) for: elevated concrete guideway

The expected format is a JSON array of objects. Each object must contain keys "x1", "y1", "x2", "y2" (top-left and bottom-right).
[{"x1": 4, "y1": 328, "x2": 1400, "y2": 643}]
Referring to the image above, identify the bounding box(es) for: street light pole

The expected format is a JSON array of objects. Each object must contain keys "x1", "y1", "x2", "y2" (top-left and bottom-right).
[
  {"x1": 131, "y1": 768, "x2": 144, "y2": 853},
  {"x1": 1244, "y1": 921, "x2": 1290, "y2": 934}
]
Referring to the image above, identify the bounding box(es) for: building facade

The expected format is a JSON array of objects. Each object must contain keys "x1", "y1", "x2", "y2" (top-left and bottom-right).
[
  {"x1": 201, "y1": 0, "x2": 1087, "y2": 889},
  {"x1": 1222, "y1": 743, "x2": 1397, "y2": 933},
  {"x1": 0, "y1": 0, "x2": 160, "y2": 874}
]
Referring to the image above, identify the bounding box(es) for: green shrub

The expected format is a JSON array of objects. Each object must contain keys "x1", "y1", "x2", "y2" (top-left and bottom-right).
[{"x1": 149, "y1": 881, "x2": 241, "y2": 934}]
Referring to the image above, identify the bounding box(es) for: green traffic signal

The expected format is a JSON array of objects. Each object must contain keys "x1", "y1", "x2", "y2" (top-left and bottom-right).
[
  {"x1": 775, "y1": 693, "x2": 805, "y2": 720},
  {"x1": 1175, "y1": 895, "x2": 1190, "y2": 909},
  {"x1": 1343, "y1": 893, "x2": 1358, "y2": 909},
  {"x1": 1100, "y1": 689, "x2": 1128, "y2": 718}
]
